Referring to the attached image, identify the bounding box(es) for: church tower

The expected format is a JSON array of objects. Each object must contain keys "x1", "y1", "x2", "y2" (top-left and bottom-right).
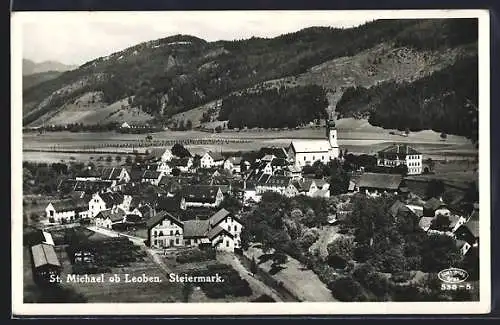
[{"x1": 326, "y1": 115, "x2": 339, "y2": 159}]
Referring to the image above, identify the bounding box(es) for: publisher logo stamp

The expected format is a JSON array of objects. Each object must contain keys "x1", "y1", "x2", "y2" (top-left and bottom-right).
[{"x1": 438, "y1": 268, "x2": 469, "y2": 284}]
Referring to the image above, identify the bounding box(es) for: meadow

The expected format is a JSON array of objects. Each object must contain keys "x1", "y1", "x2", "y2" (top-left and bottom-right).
[{"x1": 22, "y1": 118, "x2": 477, "y2": 163}]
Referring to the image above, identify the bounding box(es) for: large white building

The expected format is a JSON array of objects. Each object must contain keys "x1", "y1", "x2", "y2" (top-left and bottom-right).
[
  {"x1": 288, "y1": 118, "x2": 339, "y2": 168},
  {"x1": 377, "y1": 144, "x2": 423, "y2": 175}
]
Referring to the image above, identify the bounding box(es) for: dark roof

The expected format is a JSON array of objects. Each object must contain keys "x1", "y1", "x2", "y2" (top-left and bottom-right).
[
  {"x1": 182, "y1": 185, "x2": 221, "y2": 204},
  {"x1": 265, "y1": 176, "x2": 292, "y2": 187},
  {"x1": 271, "y1": 158, "x2": 288, "y2": 167},
  {"x1": 146, "y1": 211, "x2": 183, "y2": 229},
  {"x1": 357, "y1": 173, "x2": 403, "y2": 190},
  {"x1": 99, "y1": 192, "x2": 124, "y2": 207},
  {"x1": 207, "y1": 225, "x2": 233, "y2": 240},
  {"x1": 258, "y1": 147, "x2": 288, "y2": 160},
  {"x1": 31, "y1": 243, "x2": 61, "y2": 268},
  {"x1": 378, "y1": 144, "x2": 421, "y2": 156},
  {"x1": 142, "y1": 170, "x2": 161, "y2": 180},
  {"x1": 388, "y1": 200, "x2": 417, "y2": 219},
  {"x1": 49, "y1": 199, "x2": 87, "y2": 212},
  {"x1": 137, "y1": 205, "x2": 152, "y2": 218},
  {"x1": 208, "y1": 208, "x2": 231, "y2": 227},
  {"x1": 128, "y1": 168, "x2": 145, "y2": 181},
  {"x1": 226, "y1": 156, "x2": 242, "y2": 165},
  {"x1": 95, "y1": 209, "x2": 126, "y2": 222},
  {"x1": 183, "y1": 219, "x2": 210, "y2": 238},
  {"x1": 157, "y1": 196, "x2": 182, "y2": 212},
  {"x1": 100, "y1": 167, "x2": 124, "y2": 180},
  {"x1": 424, "y1": 198, "x2": 447, "y2": 212},
  {"x1": 207, "y1": 151, "x2": 224, "y2": 161},
  {"x1": 465, "y1": 220, "x2": 479, "y2": 237}
]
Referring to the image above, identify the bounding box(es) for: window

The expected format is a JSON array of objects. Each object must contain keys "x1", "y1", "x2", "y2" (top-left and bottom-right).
[
  {"x1": 234, "y1": 225, "x2": 238, "y2": 231},
  {"x1": 50, "y1": 210, "x2": 54, "y2": 217},
  {"x1": 159, "y1": 231, "x2": 164, "y2": 236},
  {"x1": 226, "y1": 240, "x2": 229, "y2": 247},
  {"x1": 175, "y1": 238, "x2": 179, "y2": 245},
  {"x1": 304, "y1": 157, "x2": 306, "y2": 161},
  {"x1": 170, "y1": 230, "x2": 173, "y2": 236},
  {"x1": 322, "y1": 156, "x2": 324, "y2": 161},
  {"x1": 154, "y1": 240, "x2": 157, "y2": 245},
  {"x1": 313, "y1": 156, "x2": 315, "y2": 161}
]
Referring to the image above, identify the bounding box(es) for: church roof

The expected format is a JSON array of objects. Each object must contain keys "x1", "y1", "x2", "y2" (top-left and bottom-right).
[{"x1": 290, "y1": 140, "x2": 331, "y2": 153}]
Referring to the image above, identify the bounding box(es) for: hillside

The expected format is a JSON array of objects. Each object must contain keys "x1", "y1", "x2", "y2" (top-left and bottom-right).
[
  {"x1": 22, "y1": 19, "x2": 478, "y2": 138},
  {"x1": 23, "y1": 59, "x2": 77, "y2": 76},
  {"x1": 23, "y1": 71, "x2": 63, "y2": 90}
]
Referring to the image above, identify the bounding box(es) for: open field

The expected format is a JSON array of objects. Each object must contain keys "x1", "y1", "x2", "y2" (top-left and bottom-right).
[{"x1": 22, "y1": 118, "x2": 477, "y2": 162}]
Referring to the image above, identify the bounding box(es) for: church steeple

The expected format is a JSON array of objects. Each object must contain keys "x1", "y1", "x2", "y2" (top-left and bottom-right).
[{"x1": 326, "y1": 112, "x2": 339, "y2": 158}]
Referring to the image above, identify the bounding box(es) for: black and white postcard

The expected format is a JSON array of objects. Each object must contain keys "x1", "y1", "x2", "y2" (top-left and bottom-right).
[{"x1": 11, "y1": 9, "x2": 491, "y2": 315}]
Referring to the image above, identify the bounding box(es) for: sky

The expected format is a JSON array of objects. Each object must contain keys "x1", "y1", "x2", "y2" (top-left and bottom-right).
[{"x1": 19, "y1": 11, "x2": 371, "y2": 66}]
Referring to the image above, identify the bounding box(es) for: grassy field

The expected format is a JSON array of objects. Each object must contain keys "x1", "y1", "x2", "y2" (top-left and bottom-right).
[{"x1": 23, "y1": 118, "x2": 477, "y2": 163}]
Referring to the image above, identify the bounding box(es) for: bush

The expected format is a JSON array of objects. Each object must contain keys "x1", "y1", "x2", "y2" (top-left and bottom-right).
[
  {"x1": 251, "y1": 294, "x2": 276, "y2": 302},
  {"x1": 328, "y1": 276, "x2": 367, "y2": 302}
]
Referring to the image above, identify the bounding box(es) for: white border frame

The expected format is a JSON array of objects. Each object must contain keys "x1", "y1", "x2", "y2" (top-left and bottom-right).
[{"x1": 11, "y1": 9, "x2": 491, "y2": 316}]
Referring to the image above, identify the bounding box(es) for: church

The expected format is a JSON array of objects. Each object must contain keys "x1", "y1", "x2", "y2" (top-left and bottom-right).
[{"x1": 288, "y1": 118, "x2": 340, "y2": 168}]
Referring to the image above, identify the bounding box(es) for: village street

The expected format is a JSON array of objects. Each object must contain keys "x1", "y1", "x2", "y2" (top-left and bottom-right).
[{"x1": 216, "y1": 253, "x2": 285, "y2": 302}]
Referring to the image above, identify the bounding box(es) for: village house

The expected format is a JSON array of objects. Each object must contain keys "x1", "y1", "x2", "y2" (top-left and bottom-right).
[
  {"x1": 285, "y1": 165, "x2": 302, "y2": 179},
  {"x1": 181, "y1": 185, "x2": 224, "y2": 209},
  {"x1": 147, "y1": 211, "x2": 184, "y2": 249},
  {"x1": 121, "y1": 122, "x2": 131, "y2": 128},
  {"x1": 158, "y1": 176, "x2": 184, "y2": 196},
  {"x1": 288, "y1": 118, "x2": 339, "y2": 168},
  {"x1": 141, "y1": 170, "x2": 164, "y2": 186},
  {"x1": 45, "y1": 199, "x2": 88, "y2": 223},
  {"x1": 88, "y1": 191, "x2": 127, "y2": 218},
  {"x1": 255, "y1": 175, "x2": 297, "y2": 197},
  {"x1": 291, "y1": 178, "x2": 330, "y2": 198},
  {"x1": 453, "y1": 220, "x2": 479, "y2": 255},
  {"x1": 377, "y1": 144, "x2": 423, "y2": 175},
  {"x1": 100, "y1": 167, "x2": 131, "y2": 186},
  {"x1": 94, "y1": 209, "x2": 127, "y2": 229},
  {"x1": 257, "y1": 147, "x2": 289, "y2": 161},
  {"x1": 147, "y1": 208, "x2": 242, "y2": 252},
  {"x1": 200, "y1": 151, "x2": 225, "y2": 169},
  {"x1": 129, "y1": 204, "x2": 155, "y2": 220},
  {"x1": 156, "y1": 196, "x2": 185, "y2": 213},
  {"x1": 75, "y1": 167, "x2": 101, "y2": 181},
  {"x1": 356, "y1": 173, "x2": 404, "y2": 197},
  {"x1": 223, "y1": 156, "x2": 243, "y2": 174},
  {"x1": 149, "y1": 148, "x2": 174, "y2": 163},
  {"x1": 156, "y1": 161, "x2": 173, "y2": 175}
]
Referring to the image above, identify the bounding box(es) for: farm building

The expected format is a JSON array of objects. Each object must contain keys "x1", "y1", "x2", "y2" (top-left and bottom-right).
[
  {"x1": 99, "y1": 167, "x2": 131, "y2": 185},
  {"x1": 357, "y1": 173, "x2": 404, "y2": 197},
  {"x1": 288, "y1": 118, "x2": 339, "y2": 168},
  {"x1": 30, "y1": 243, "x2": 61, "y2": 284},
  {"x1": 377, "y1": 144, "x2": 423, "y2": 175},
  {"x1": 148, "y1": 148, "x2": 174, "y2": 163},
  {"x1": 223, "y1": 156, "x2": 243, "y2": 174},
  {"x1": 141, "y1": 170, "x2": 164, "y2": 186},
  {"x1": 423, "y1": 197, "x2": 451, "y2": 218},
  {"x1": 45, "y1": 200, "x2": 88, "y2": 223}
]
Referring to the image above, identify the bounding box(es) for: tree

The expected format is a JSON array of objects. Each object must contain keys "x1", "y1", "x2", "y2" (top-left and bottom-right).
[
  {"x1": 115, "y1": 156, "x2": 122, "y2": 162},
  {"x1": 186, "y1": 120, "x2": 193, "y2": 130},
  {"x1": 426, "y1": 179, "x2": 445, "y2": 199},
  {"x1": 125, "y1": 156, "x2": 133, "y2": 165},
  {"x1": 328, "y1": 276, "x2": 366, "y2": 302},
  {"x1": 146, "y1": 135, "x2": 153, "y2": 141},
  {"x1": 106, "y1": 156, "x2": 113, "y2": 163},
  {"x1": 220, "y1": 195, "x2": 243, "y2": 214},
  {"x1": 405, "y1": 128, "x2": 410, "y2": 136},
  {"x1": 172, "y1": 168, "x2": 181, "y2": 176},
  {"x1": 440, "y1": 132, "x2": 448, "y2": 140},
  {"x1": 425, "y1": 158, "x2": 435, "y2": 172},
  {"x1": 421, "y1": 234, "x2": 462, "y2": 273},
  {"x1": 171, "y1": 143, "x2": 191, "y2": 158},
  {"x1": 327, "y1": 236, "x2": 355, "y2": 262},
  {"x1": 250, "y1": 256, "x2": 258, "y2": 275},
  {"x1": 272, "y1": 251, "x2": 288, "y2": 267}
]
